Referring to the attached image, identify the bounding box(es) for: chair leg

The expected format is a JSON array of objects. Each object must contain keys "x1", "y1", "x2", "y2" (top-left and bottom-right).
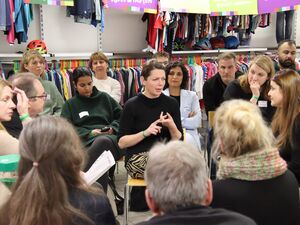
[{"x1": 123, "y1": 183, "x2": 129, "y2": 225}]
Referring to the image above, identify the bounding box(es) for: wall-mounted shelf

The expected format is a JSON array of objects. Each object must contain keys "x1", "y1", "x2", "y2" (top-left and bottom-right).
[
  {"x1": 0, "y1": 53, "x2": 113, "y2": 61},
  {"x1": 172, "y1": 48, "x2": 268, "y2": 55}
]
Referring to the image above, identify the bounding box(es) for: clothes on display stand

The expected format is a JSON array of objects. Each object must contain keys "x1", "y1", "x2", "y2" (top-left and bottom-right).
[
  {"x1": 0, "y1": 0, "x2": 33, "y2": 44},
  {"x1": 276, "y1": 10, "x2": 295, "y2": 44},
  {"x1": 67, "y1": 0, "x2": 105, "y2": 29},
  {"x1": 142, "y1": 11, "x2": 272, "y2": 53}
]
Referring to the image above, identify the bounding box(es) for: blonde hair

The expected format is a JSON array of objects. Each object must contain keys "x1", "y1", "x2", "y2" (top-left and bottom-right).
[
  {"x1": 212, "y1": 99, "x2": 274, "y2": 158},
  {"x1": 20, "y1": 49, "x2": 45, "y2": 73},
  {"x1": 0, "y1": 79, "x2": 12, "y2": 130},
  {"x1": 239, "y1": 55, "x2": 275, "y2": 99},
  {"x1": 0, "y1": 116, "x2": 98, "y2": 225},
  {"x1": 271, "y1": 70, "x2": 300, "y2": 148},
  {"x1": 89, "y1": 51, "x2": 109, "y2": 69}
]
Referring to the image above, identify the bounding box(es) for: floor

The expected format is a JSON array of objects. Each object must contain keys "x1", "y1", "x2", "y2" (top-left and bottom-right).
[
  {"x1": 108, "y1": 122, "x2": 209, "y2": 225},
  {"x1": 107, "y1": 161, "x2": 152, "y2": 225}
]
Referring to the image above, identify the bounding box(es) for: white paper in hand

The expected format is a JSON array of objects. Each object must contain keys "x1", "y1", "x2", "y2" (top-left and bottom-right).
[{"x1": 83, "y1": 150, "x2": 115, "y2": 185}]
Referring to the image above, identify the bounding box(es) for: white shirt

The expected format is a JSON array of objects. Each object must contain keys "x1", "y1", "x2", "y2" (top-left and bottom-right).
[{"x1": 93, "y1": 76, "x2": 121, "y2": 103}]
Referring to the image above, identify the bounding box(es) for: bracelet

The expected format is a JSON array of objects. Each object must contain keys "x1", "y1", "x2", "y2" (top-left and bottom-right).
[
  {"x1": 142, "y1": 130, "x2": 148, "y2": 138},
  {"x1": 251, "y1": 95, "x2": 259, "y2": 100},
  {"x1": 19, "y1": 113, "x2": 30, "y2": 122}
]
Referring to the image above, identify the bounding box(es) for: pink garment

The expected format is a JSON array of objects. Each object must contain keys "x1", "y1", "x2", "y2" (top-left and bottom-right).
[{"x1": 7, "y1": 0, "x2": 15, "y2": 44}]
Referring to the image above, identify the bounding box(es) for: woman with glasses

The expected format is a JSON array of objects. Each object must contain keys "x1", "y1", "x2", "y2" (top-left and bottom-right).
[
  {"x1": 163, "y1": 61, "x2": 202, "y2": 150},
  {"x1": 268, "y1": 69, "x2": 300, "y2": 185},
  {"x1": 20, "y1": 49, "x2": 64, "y2": 116},
  {"x1": 0, "y1": 79, "x2": 29, "y2": 155}
]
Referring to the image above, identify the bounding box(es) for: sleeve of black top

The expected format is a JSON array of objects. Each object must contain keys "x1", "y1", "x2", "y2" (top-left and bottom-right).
[
  {"x1": 170, "y1": 99, "x2": 184, "y2": 140},
  {"x1": 287, "y1": 118, "x2": 300, "y2": 181},
  {"x1": 223, "y1": 81, "x2": 241, "y2": 101},
  {"x1": 117, "y1": 101, "x2": 134, "y2": 141},
  {"x1": 203, "y1": 81, "x2": 216, "y2": 115}
]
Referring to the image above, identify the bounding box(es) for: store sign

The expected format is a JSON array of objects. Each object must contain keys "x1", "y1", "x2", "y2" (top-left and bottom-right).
[
  {"x1": 24, "y1": 0, "x2": 74, "y2": 6},
  {"x1": 107, "y1": 0, "x2": 157, "y2": 13},
  {"x1": 258, "y1": 0, "x2": 300, "y2": 14},
  {"x1": 160, "y1": 0, "x2": 210, "y2": 14},
  {"x1": 210, "y1": 0, "x2": 258, "y2": 15}
]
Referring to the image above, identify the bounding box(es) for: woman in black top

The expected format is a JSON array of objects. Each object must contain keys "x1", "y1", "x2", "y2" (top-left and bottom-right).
[
  {"x1": 268, "y1": 69, "x2": 300, "y2": 185},
  {"x1": 118, "y1": 60, "x2": 183, "y2": 179},
  {"x1": 223, "y1": 55, "x2": 275, "y2": 123}
]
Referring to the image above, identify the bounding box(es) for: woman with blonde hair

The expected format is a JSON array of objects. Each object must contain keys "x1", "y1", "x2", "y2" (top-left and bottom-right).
[
  {"x1": 89, "y1": 51, "x2": 121, "y2": 103},
  {"x1": 211, "y1": 99, "x2": 300, "y2": 225},
  {"x1": 21, "y1": 49, "x2": 64, "y2": 115},
  {"x1": 268, "y1": 69, "x2": 300, "y2": 185},
  {"x1": 223, "y1": 55, "x2": 275, "y2": 123},
  {"x1": 0, "y1": 79, "x2": 29, "y2": 155},
  {"x1": 0, "y1": 116, "x2": 116, "y2": 225}
]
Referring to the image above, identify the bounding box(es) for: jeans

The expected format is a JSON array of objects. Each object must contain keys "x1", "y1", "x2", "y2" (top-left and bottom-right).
[{"x1": 276, "y1": 10, "x2": 295, "y2": 44}]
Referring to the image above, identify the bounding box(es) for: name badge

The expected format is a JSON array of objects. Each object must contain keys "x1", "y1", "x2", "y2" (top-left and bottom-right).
[
  {"x1": 79, "y1": 111, "x2": 89, "y2": 118},
  {"x1": 258, "y1": 100, "x2": 268, "y2": 108}
]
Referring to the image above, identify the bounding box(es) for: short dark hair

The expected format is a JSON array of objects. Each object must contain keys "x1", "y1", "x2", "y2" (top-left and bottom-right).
[
  {"x1": 12, "y1": 73, "x2": 39, "y2": 98},
  {"x1": 165, "y1": 61, "x2": 189, "y2": 89},
  {"x1": 141, "y1": 60, "x2": 165, "y2": 80},
  {"x1": 72, "y1": 67, "x2": 93, "y2": 85},
  {"x1": 277, "y1": 39, "x2": 296, "y2": 49},
  {"x1": 152, "y1": 51, "x2": 170, "y2": 59},
  {"x1": 217, "y1": 52, "x2": 236, "y2": 63}
]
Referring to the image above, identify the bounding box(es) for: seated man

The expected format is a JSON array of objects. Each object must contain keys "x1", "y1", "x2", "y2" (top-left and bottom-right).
[
  {"x1": 2, "y1": 73, "x2": 46, "y2": 137},
  {"x1": 12, "y1": 73, "x2": 46, "y2": 118},
  {"x1": 275, "y1": 39, "x2": 300, "y2": 74},
  {"x1": 152, "y1": 51, "x2": 170, "y2": 67},
  {"x1": 137, "y1": 140, "x2": 256, "y2": 225},
  {"x1": 203, "y1": 52, "x2": 242, "y2": 115}
]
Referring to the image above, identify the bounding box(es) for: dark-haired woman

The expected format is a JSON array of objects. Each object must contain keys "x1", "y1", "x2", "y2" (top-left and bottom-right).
[
  {"x1": 118, "y1": 60, "x2": 183, "y2": 179},
  {"x1": 163, "y1": 61, "x2": 202, "y2": 150},
  {"x1": 61, "y1": 67, "x2": 122, "y2": 191}
]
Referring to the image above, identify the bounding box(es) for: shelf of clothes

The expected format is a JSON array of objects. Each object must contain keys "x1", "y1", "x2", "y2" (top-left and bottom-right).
[
  {"x1": 1, "y1": 54, "x2": 257, "y2": 107},
  {"x1": 142, "y1": 12, "x2": 271, "y2": 53}
]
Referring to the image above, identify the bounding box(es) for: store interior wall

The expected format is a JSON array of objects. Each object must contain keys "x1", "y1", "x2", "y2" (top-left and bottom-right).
[{"x1": 0, "y1": 6, "x2": 299, "y2": 54}]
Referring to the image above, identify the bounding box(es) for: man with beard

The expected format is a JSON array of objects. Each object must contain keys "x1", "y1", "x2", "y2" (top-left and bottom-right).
[{"x1": 275, "y1": 40, "x2": 300, "y2": 74}]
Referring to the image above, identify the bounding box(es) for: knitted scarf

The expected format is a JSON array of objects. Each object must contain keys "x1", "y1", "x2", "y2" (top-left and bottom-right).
[{"x1": 217, "y1": 148, "x2": 287, "y2": 181}]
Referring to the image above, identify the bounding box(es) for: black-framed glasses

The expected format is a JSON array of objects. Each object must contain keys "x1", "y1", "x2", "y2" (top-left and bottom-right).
[{"x1": 28, "y1": 93, "x2": 48, "y2": 101}]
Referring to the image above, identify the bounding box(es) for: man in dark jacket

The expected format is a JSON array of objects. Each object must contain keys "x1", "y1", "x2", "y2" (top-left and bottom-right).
[
  {"x1": 136, "y1": 141, "x2": 256, "y2": 225},
  {"x1": 203, "y1": 52, "x2": 242, "y2": 115},
  {"x1": 274, "y1": 39, "x2": 300, "y2": 74}
]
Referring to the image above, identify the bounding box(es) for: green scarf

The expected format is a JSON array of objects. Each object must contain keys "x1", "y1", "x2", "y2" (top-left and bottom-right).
[{"x1": 217, "y1": 148, "x2": 287, "y2": 181}]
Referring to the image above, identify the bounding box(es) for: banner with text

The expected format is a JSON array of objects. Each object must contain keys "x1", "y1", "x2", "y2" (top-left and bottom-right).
[
  {"x1": 160, "y1": 0, "x2": 210, "y2": 14},
  {"x1": 24, "y1": 0, "x2": 74, "y2": 6},
  {"x1": 107, "y1": 0, "x2": 157, "y2": 13},
  {"x1": 210, "y1": 0, "x2": 257, "y2": 15},
  {"x1": 258, "y1": 0, "x2": 300, "y2": 14}
]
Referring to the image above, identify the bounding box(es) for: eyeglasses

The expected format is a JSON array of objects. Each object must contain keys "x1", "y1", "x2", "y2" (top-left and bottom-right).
[{"x1": 28, "y1": 93, "x2": 48, "y2": 101}]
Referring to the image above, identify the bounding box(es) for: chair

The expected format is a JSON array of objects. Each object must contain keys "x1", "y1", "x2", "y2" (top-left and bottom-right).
[
  {"x1": 123, "y1": 177, "x2": 146, "y2": 225},
  {"x1": 0, "y1": 154, "x2": 20, "y2": 188},
  {"x1": 207, "y1": 111, "x2": 216, "y2": 177},
  {"x1": 208, "y1": 111, "x2": 215, "y2": 128}
]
